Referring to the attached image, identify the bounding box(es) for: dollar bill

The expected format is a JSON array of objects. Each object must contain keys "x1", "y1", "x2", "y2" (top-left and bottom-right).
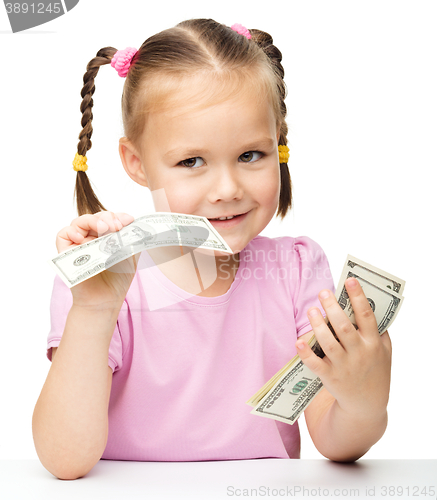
[
  {"x1": 246, "y1": 255, "x2": 405, "y2": 425},
  {"x1": 48, "y1": 212, "x2": 233, "y2": 288}
]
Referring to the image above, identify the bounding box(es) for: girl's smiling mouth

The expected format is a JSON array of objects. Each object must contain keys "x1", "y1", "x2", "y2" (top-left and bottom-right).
[{"x1": 207, "y1": 210, "x2": 250, "y2": 228}]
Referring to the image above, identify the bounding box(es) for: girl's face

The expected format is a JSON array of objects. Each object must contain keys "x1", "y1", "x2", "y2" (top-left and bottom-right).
[{"x1": 120, "y1": 87, "x2": 281, "y2": 256}]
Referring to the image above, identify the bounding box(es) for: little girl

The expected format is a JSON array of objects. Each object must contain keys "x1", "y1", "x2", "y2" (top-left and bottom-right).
[{"x1": 32, "y1": 19, "x2": 392, "y2": 480}]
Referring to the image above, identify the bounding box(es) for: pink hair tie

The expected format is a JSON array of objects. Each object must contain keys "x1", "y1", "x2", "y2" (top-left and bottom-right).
[
  {"x1": 111, "y1": 47, "x2": 138, "y2": 78},
  {"x1": 230, "y1": 23, "x2": 251, "y2": 40}
]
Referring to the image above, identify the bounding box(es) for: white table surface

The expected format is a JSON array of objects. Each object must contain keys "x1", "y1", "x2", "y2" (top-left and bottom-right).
[{"x1": 1, "y1": 459, "x2": 436, "y2": 500}]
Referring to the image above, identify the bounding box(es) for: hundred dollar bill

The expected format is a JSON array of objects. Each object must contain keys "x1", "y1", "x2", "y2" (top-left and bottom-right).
[
  {"x1": 337, "y1": 255, "x2": 405, "y2": 297},
  {"x1": 247, "y1": 255, "x2": 405, "y2": 425},
  {"x1": 48, "y1": 212, "x2": 233, "y2": 288}
]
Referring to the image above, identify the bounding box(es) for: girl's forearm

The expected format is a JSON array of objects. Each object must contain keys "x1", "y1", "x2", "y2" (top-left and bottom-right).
[
  {"x1": 32, "y1": 304, "x2": 120, "y2": 479},
  {"x1": 310, "y1": 399, "x2": 388, "y2": 462}
]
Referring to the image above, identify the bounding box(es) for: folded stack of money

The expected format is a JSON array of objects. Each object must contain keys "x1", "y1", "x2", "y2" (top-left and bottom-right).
[{"x1": 246, "y1": 255, "x2": 405, "y2": 425}]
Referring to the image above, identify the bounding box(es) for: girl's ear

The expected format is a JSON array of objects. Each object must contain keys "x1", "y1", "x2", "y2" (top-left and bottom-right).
[{"x1": 119, "y1": 137, "x2": 149, "y2": 188}]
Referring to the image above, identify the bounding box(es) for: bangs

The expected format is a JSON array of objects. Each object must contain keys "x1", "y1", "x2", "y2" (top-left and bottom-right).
[{"x1": 127, "y1": 64, "x2": 281, "y2": 153}]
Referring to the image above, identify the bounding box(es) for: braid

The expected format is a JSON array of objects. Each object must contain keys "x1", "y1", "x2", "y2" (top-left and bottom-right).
[
  {"x1": 249, "y1": 29, "x2": 292, "y2": 219},
  {"x1": 74, "y1": 47, "x2": 117, "y2": 216}
]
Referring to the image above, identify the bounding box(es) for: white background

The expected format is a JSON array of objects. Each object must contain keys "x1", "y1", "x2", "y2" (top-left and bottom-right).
[{"x1": 0, "y1": 0, "x2": 435, "y2": 461}]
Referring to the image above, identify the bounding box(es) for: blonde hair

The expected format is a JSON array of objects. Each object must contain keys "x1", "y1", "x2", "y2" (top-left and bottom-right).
[{"x1": 74, "y1": 19, "x2": 292, "y2": 218}]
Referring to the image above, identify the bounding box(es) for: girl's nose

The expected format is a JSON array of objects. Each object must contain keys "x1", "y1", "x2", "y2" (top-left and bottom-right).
[{"x1": 208, "y1": 164, "x2": 243, "y2": 202}]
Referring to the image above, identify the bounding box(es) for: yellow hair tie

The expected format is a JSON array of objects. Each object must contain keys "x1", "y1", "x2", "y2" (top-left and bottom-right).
[
  {"x1": 72, "y1": 148, "x2": 287, "y2": 172},
  {"x1": 73, "y1": 152, "x2": 88, "y2": 172},
  {"x1": 278, "y1": 145, "x2": 290, "y2": 164}
]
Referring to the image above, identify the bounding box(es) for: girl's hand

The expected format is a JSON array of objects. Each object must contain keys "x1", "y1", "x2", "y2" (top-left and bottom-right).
[
  {"x1": 295, "y1": 278, "x2": 392, "y2": 420},
  {"x1": 56, "y1": 211, "x2": 140, "y2": 309}
]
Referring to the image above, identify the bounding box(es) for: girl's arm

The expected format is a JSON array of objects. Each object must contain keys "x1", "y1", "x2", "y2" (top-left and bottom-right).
[
  {"x1": 296, "y1": 278, "x2": 392, "y2": 462},
  {"x1": 32, "y1": 304, "x2": 119, "y2": 480}
]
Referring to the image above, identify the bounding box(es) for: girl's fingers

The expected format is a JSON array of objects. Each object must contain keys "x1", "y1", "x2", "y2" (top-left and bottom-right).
[
  {"x1": 68, "y1": 226, "x2": 85, "y2": 243},
  {"x1": 70, "y1": 214, "x2": 101, "y2": 237},
  {"x1": 344, "y1": 278, "x2": 380, "y2": 341},
  {"x1": 57, "y1": 226, "x2": 83, "y2": 246},
  {"x1": 295, "y1": 336, "x2": 328, "y2": 378},
  {"x1": 115, "y1": 212, "x2": 135, "y2": 225},
  {"x1": 306, "y1": 306, "x2": 346, "y2": 362},
  {"x1": 57, "y1": 212, "x2": 134, "y2": 254},
  {"x1": 74, "y1": 212, "x2": 133, "y2": 238},
  {"x1": 97, "y1": 212, "x2": 134, "y2": 234},
  {"x1": 317, "y1": 288, "x2": 362, "y2": 351},
  {"x1": 95, "y1": 212, "x2": 120, "y2": 236},
  {"x1": 56, "y1": 225, "x2": 87, "y2": 253},
  {"x1": 64, "y1": 212, "x2": 134, "y2": 242}
]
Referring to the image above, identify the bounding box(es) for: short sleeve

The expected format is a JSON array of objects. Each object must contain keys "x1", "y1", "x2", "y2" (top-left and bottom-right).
[
  {"x1": 291, "y1": 236, "x2": 336, "y2": 338},
  {"x1": 46, "y1": 275, "x2": 124, "y2": 373}
]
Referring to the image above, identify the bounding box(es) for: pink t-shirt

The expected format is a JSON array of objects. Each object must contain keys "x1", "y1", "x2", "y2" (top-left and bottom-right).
[{"x1": 46, "y1": 235, "x2": 335, "y2": 461}]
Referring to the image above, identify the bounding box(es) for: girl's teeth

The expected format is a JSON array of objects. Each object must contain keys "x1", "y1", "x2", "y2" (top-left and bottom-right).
[{"x1": 211, "y1": 215, "x2": 235, "y2": 220}]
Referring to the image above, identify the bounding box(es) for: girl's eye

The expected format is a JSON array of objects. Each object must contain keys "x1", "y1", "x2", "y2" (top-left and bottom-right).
[
  {"x1": 179, "y1": 156, "x2": 202, "y2": 168},
  {"x1": 178, "y1": 151, "x2": 264, "y2": 169},
  {"x1": 239, "y1": 151, "x2": 263, "y2": 163}
]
